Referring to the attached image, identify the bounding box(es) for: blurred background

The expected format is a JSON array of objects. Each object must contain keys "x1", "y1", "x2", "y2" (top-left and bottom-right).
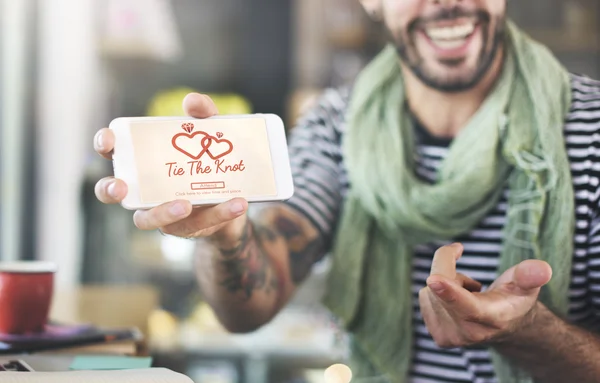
[{"x1": 1, "y1": 0, "x2": 599, "y2": 382}]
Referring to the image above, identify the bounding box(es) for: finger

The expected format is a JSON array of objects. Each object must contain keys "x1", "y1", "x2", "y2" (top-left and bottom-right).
[
  {"x1": 133, "y1": 200, "x2": 194, "y2": 231},
  {"x1": 94, "y1": 128, "x2": 115, "y2": 160},
  {"x1": 95, "y1": 177, "x2": 128, "y2": 204},
  {"x1": 456, "y1": 273, "x2": 482, "y2": 292},
  {"x1": 512, "y1": 260, "x2": 552, "y2": 293},
  {"x1": 430, "y1": 243, "x2": 463, "y2": 280},
  {"x1": 426, "y1": 275, "x2": 480, "y2": 316},
  {"x1": 183, "y1": 93, "x2": 219, "y2": 118},
  {"x1": 161, "y1": 198, "x2": 248, "y2": 237}
]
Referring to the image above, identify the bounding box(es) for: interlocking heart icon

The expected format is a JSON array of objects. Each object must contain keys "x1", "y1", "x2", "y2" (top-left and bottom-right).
[{"x1": 172, "y1": 129, "x2": 234, "y2": 160}]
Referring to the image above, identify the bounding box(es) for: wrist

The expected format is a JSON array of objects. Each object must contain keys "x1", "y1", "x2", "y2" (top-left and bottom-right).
[
  {"x1": 209, "y1": 215, "x2": 251, "y2": 255},
  {"x1": 492, "y1": 301, "x2": 549, "y2": 347}
]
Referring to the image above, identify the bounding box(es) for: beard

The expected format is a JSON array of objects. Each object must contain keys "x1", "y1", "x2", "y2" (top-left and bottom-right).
[{"x1": 391, "y1": 7, "x2": 506, "y2": 93}]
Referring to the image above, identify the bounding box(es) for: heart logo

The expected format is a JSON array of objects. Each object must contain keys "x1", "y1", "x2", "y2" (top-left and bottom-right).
[
  {"x1": 171, "y1": 125, "x2": 234, "y2": 160},
  {"x1": 172, "y1": 131, "x2": 208, "y2": 160},
  {"x1": 201, "y1": 136, "x2": 234, "y2": 160}
]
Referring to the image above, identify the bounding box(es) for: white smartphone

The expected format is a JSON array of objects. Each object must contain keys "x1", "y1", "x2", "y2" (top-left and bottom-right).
[{"x1": 109, "y1": 114, "x2": 294, "y2": 210}]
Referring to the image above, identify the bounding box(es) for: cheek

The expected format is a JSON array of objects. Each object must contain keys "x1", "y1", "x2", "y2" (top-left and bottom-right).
[
  {"x1": 484, "y1": 0, "x2": 506, "y2": 20},
  {"x1": 382, "y1": 0, "x2": 420, "y2": 33}
]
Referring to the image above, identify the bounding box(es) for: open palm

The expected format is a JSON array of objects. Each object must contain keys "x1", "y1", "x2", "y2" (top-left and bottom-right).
[{"x1": 419, "y1": 243, "x2": 552, "y2": 348}]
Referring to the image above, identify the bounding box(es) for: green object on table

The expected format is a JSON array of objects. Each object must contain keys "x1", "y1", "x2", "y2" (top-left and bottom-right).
[{"x1": 69, "y1": 356, "x2": 153, "y2": 370}]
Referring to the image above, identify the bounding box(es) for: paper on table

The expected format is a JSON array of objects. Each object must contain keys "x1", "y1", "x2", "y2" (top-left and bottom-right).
[{"x1": 0, "y1": 368, "x2": 193, "y2": 383}]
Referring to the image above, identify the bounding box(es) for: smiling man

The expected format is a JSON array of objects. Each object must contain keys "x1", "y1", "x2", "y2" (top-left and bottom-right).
[{"x1": 94, "y1": 1, "x2": 600, "y2": 382}]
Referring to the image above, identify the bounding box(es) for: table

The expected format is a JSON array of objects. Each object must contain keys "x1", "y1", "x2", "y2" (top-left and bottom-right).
[{"x1": 149, "y1": 304, "x2": 347, "y2": 383}]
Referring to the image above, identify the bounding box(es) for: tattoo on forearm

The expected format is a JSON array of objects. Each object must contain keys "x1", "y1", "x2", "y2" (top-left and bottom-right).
[
  {"x1": 214, "y1": 205, "x2": 325, "y2": 301},
  {"x1": 275, "y1": 216, "x2": 323, "y2": 284},
  {"x1": 216, "y1": 221, "x2": 279, "y2": 300}
]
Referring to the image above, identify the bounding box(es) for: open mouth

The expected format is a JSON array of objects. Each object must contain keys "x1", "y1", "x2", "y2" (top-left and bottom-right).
[{"x1": 422, "y1": 20, "x2": 479, "y2": 52}]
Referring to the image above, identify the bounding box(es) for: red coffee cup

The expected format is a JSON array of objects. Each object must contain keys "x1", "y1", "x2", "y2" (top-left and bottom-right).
[{"x1": 0, "y1": 261, "x2": 57, "y2": 334}]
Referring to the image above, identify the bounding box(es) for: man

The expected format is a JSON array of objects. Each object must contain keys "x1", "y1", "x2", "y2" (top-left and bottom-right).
[{"x1": 93, "y1": 0, "x2": 600, "y2": 382}]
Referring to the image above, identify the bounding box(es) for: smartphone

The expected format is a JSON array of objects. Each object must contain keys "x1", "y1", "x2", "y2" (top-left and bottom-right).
[{"x1": 109, "y1": 114, "x2": 294, "y2": 210}]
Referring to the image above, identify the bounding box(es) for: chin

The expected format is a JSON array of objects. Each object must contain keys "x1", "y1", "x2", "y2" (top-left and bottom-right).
[{"x1": 415, "y1": 66, "x2": 491, "y2": 93}]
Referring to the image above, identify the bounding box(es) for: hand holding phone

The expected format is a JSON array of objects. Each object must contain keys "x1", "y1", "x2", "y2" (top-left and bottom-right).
[{"x1": 93, "y1": 93, "x2": 292, "y2": 242}]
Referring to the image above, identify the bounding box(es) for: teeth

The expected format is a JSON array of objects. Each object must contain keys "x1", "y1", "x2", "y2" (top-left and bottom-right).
[
  {"x1": 426, "y1": 23, "x2": 475, "y2": 41},
  {"x1": 431, "y1": 39, "x2": 466, "y2": 49}
]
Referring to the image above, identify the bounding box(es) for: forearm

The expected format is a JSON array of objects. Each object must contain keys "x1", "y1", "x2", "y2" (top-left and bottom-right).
[
  {"x1": 494, "y1": 302, "x2": 600, "y2": 382},
  {"x1": 195, "y1": 219, "x2": 286, "y2": 332},
  {"x1": 194, "y1": 204, "x2": 323, "y2": 333}
]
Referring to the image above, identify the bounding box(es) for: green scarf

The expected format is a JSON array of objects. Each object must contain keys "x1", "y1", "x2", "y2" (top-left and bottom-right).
[{"x1": 322, "y1": 21, "x2": 574, "y2": 383}]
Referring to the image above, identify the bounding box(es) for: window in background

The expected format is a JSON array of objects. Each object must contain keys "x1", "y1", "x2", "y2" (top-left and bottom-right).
[{"x1": 1, "y1": 0, "x2": 38, "y2": 263}]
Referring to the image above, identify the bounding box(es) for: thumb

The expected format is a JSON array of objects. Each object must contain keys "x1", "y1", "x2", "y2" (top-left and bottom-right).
[
  {"x1": 183, "y1": 93, "x2": 219, "y2": 118},
  {"x1": 512, "y1": 260, "x2": 553, "y2": 293}
]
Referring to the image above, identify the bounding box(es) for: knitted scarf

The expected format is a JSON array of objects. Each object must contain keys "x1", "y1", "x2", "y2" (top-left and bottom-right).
[{"x1": 322, "y1": 21, "x2": 574, "y2": 383}]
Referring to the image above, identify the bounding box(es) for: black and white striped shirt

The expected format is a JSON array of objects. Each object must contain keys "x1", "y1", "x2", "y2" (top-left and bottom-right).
[{"x1": 284, "y1": 74, "x2": 600, "y2": 383}]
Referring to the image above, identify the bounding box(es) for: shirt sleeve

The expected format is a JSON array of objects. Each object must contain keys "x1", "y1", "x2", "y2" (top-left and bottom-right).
[
  {"x1": 283, "y1": 88, "x2": 349, "y2": 250},
  {"x1": 585, "y1": 162, "x2": 600, "y2": 320},
  {"x1": 570, "y1": 75, "x2": 600, "y2": 325}
]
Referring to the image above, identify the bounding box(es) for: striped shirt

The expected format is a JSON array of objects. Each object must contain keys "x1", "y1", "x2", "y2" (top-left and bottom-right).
[{"x1": 283, "y1": 74, "x2": 600, "y2": 383}]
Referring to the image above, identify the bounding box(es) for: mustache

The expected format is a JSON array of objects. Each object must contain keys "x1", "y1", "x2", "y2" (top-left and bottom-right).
[{"x1": 408, "y1": 7, "x2": 490, "y2": 31}]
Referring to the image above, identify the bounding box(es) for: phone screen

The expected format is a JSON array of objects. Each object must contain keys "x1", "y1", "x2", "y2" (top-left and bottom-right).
[{"x1": 129, "y1": 117, "x2": 278, "y2": 204}]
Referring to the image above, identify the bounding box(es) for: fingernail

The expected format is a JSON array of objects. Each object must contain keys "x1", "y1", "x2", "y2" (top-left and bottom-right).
[
  {"x1": 429, "y1": 282, "x2": 445, "y2": 294},
  {"x1": 170, "y1": 203, "x2": 186, "y2": 217},
  {"x1": 107, "y1": 181, "x2": 118, "y2": 198},
  {"x1": 230, "y1": 202, "x2": 245, "y2": 215},
  {"x1": 95, "y1": 131, "x2": 104, "y2": 151}
]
